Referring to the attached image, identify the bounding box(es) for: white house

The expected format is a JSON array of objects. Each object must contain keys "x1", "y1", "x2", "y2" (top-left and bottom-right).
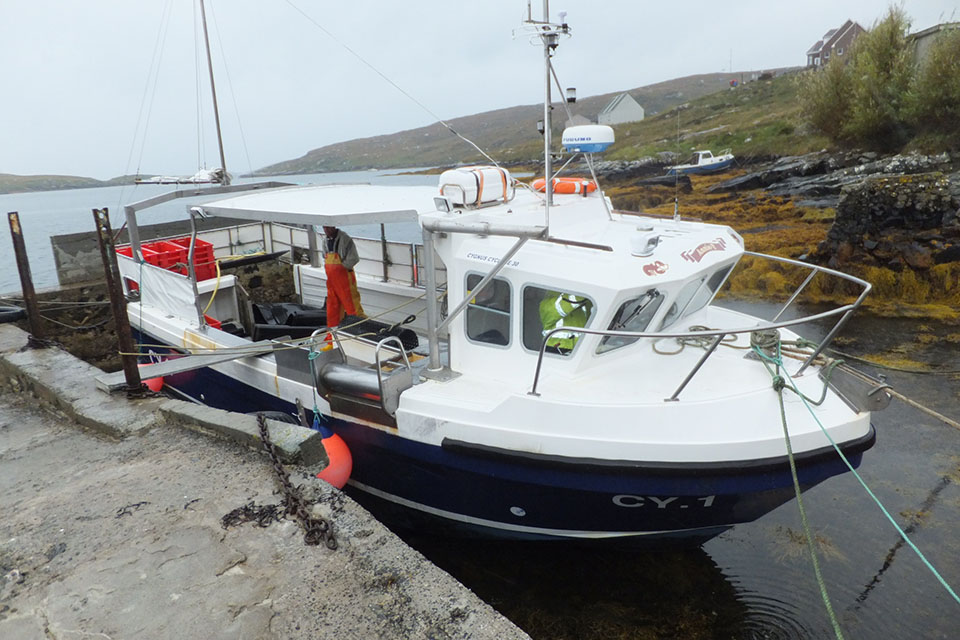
[{"x1": 597, "y1": 93, "x2": 645, "y2": 125}]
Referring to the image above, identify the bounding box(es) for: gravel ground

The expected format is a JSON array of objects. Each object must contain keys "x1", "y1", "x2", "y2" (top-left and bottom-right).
[{"x1": 0, "y1": 391, "x2": 527, "y2": 640}]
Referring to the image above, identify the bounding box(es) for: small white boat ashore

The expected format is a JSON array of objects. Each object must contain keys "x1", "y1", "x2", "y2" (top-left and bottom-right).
[{"x1": 667, "y1": 149, "x2": 735, "y2": 176}]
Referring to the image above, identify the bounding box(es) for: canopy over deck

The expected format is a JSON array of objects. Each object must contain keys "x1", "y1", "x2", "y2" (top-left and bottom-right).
[{"x1": 194, "y1": 184, "x2": 439, "y2": 226}]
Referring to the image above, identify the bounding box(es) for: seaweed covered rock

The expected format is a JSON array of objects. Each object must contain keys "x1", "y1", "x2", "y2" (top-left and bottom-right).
[{"x1": 815, "y1": 172, "x2": 959, "y2": 268}]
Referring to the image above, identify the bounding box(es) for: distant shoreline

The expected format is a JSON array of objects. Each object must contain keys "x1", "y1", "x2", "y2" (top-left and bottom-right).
[{"x1": 0, "y1": 174, "x2": 144, "y2": 195}]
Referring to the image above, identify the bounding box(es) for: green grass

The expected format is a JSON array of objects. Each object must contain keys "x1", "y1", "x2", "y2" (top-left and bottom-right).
[
  {"x1": 257, "y1": 72, "x2": 768, "y2": 174},
  {"x1": 604, "y1": 73, "x2": 833, "y2": 162}
]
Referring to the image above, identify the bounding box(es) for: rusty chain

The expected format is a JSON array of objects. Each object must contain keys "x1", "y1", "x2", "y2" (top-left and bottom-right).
[{"x1": 257, "y1": 413, "x2": 338, "y2": 550}]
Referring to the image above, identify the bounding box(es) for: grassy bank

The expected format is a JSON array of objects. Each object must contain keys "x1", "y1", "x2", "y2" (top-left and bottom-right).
[{"x1": 604, "y1": 72, "x2": 831, "y2": 163}]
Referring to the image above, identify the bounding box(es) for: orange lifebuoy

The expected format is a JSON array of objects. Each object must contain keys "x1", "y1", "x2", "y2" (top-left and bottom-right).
[{"x1": 532, "y1": 177, "x2": 598, "y2": 194}]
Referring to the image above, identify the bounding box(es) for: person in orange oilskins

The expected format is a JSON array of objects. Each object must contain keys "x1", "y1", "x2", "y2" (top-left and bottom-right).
[{"x1": 322, "y1": 225, "x2": 365, "y2": 326}]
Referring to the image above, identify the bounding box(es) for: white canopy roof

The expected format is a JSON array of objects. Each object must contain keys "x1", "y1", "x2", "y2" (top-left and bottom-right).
[{"x1": 195, "y1": 184, "x2": 439, "y2": 226}]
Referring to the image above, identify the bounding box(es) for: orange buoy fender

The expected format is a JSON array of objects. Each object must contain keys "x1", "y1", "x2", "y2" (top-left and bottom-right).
[
  {"x1": 315, "y1": 417, "x2": 353, "y2": 489},
  {"x1": 531, "y1": 177, "x2": 597, "y2": 194},
  {"x1": 137, "y1": 363, "x2": 164, "y2": 392}
]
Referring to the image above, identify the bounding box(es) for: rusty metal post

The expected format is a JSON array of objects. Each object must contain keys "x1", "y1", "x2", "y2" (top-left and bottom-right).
[
  {"x1": 93, "y1": 207, "x2": 143, "y2": 393},
  {"x1": 6, "y1": 211, "x2": 47, "y2": 343}
]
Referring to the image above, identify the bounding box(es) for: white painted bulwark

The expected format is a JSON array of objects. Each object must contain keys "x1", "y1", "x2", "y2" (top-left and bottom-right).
[{"x1": 597, "y1": 93, "x2": 645, "y2": 125}]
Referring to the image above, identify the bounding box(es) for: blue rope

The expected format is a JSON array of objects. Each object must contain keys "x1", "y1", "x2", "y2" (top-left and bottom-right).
[{"x1": 754, "y1": 345, "x2": 960, "y2": 606}]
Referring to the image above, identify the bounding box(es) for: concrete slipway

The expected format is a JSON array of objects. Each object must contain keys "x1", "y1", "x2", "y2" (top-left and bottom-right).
[{"x1": 0, "y1": 324, "x2": 528, "y2": 640}]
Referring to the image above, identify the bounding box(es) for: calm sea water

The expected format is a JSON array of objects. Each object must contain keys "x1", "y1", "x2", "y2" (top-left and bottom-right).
[{"x1": 0, "y1": 170, "x2": 435, "y2": 295}]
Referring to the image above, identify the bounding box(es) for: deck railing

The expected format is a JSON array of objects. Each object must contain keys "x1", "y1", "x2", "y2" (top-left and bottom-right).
[
  {"x1": 528, "y1": 252, "x2": 872, "y2": 400},
  {"x1": 146, "y1": 222, "x2": 444, "y2": 288}
]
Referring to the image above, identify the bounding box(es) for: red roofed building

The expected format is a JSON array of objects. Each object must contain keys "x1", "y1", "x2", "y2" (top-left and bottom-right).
[{"x1": 806, "y1": 20, "x2": 866, "y2": 67}]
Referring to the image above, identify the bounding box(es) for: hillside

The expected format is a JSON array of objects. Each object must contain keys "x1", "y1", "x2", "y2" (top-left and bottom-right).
[
  {"x1": 0, "y1": 174, "x2": 143, "y2": 195},
  {"x1": 605, "y1": 70, "x2": 829, "y2": 163},
  {"x1": 256, "y1": 72, "x2": 783, "y2": 175}
]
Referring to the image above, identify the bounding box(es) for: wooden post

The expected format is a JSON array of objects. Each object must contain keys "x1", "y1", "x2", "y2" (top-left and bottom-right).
[
  {"x1": 92, "y1": 208, "x2": 143, "y2": 394},
  {"x1": 380, "y1": 223, "x2": 389, "y2": 282},
  {"x1": 6, "y1": 211, "x2": 47, "y2": 343}
]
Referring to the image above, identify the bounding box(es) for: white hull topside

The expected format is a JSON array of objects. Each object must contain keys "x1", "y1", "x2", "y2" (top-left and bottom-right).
[{"x1": 129, "y1": 289, "x2": 869, "y2": 467}]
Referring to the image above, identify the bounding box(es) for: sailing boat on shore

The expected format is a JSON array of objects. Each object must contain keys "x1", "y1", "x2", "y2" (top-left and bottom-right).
[
  {"x1": 103, "y1": 2, "x2": 888, "y2": 544},
  {"x1": 134, "y1": 0, "x2": 232, "y2": 187}
]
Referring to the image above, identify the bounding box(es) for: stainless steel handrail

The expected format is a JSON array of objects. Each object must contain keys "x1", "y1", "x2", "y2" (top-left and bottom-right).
[
  {"x1": 374, "y1": 336, "x2": 413, "y2": 415},
  {"x1": 375, "y1": 336, "x2": 412, "y2": 385},
  {"x1": 528, "y1": 252, "x2": 872, "y2": 398},
  {"x1": 310, "y1": 327, "x2": 346, "y2": 364}
]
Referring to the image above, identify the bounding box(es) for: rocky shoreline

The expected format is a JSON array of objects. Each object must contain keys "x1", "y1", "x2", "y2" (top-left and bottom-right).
[
  {"x1": 594, "y1": 150, "x2": 960, "y2": 314},
  {"x1": 592, "y1": 150, "x2": 960, "y2": 208}
]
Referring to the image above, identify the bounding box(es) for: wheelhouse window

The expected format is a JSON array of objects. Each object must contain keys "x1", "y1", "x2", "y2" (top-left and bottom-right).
[
  {"x1": 658, "y1": 277, "x2": 707, "y2": 331},
  {"x1": 683, "y1": 264, "x2": 734, "y2": 319},
  {"x1": 522, "y1": 286, "x2": 594, "y2": 356},
  {"x1": 597, "y1": 289, "x2": 665, "y2": 354},
  {"x1": 465, "y1": 274, "x2": 511, "y2": 346}
]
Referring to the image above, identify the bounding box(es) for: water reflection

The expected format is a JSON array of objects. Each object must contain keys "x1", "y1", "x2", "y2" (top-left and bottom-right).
[
  {"x1": 850, "y1": 473, "x2": 952, "y2": 610},
  {"x1": 396, "y1": 534, "x2": 746, "y2": 639}
]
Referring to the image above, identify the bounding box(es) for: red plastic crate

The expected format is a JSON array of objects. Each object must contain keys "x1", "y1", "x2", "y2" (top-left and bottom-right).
[
  {"x1": 168, "y1": 237, "x2": 216, "y2": 280},
  {"x1": 115, "y1": 237, "x2": 216, "y2": 281}
]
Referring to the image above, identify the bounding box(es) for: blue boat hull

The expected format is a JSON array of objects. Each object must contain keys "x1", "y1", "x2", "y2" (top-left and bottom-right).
[
  {"x1": 667, "y1": 157, "x2": 735, "y2": 176},
  {"x1": 141, "y1": 335, "x2": 874, "y2": 543}
]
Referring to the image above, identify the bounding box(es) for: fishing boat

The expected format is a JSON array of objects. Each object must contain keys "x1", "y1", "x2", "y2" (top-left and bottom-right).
[
  {"x1": 667, "y1": 149, "x2": 735, "y2": 176},
  {"x1": 101, "y1": 5, "x2": 887, "y2": 544}
]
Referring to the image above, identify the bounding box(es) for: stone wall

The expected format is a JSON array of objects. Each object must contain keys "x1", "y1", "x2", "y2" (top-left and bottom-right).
[
  {"x1": 51, "y1": 217, "x2": 251, "y2": 286},
  {"x1": 815, "y1": 172, "x2": 960, "y2": 268}
]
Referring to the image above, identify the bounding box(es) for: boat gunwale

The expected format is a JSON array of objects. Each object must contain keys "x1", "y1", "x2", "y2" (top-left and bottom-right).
[{"x1": 440, "y1": 425, "x2": 876, "y2": 476}]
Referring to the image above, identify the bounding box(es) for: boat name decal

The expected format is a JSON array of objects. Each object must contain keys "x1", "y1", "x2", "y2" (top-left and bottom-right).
[
  {"x1": 466, "y1": 252, "x2": 520, "y2": 267},
  {"x1": 642, "y1": 260, "x2": 668, "y2": 276},
  {"x1": 613, "y1": 495, "x2": 715, "y2": 508},
  {"x1": 681, "y1": 237, "x2": 727, "y2": 263}
]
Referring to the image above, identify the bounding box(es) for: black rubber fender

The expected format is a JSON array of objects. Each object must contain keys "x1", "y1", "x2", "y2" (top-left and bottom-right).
[{"x1": 0, "y1": 305, "x2": 26, "y2": 323}]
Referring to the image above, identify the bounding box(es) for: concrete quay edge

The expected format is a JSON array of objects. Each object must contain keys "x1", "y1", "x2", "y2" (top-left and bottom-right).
[{"x1": 0, "y1": 324, "x2": 325, "y2": 465}]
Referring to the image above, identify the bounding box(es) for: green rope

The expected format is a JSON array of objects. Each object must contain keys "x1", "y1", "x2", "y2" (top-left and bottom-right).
[
  {"x1": 756, "y1": 342, "x2": 846, "y2": 639},
  {"x1": 754, "y1": 337, "x2": 842, "y2": 407},
  {"x1": 753, "y1": 344, "x2": 960, "y2": 608},
  {"x1": 306, "y1": 346, "x2": 327, "y2": 425}
]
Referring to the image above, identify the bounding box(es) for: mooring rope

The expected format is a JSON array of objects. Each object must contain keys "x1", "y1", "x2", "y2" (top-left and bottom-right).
[
  {"x1": 752, "y1": 340, "x2": 960, "y2": 611},
  {"x1": 752, "y1": 339, "x2": 845, "y2": 639}
]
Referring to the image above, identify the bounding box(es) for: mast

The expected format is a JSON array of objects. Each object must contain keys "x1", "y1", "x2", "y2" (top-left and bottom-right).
[
  {"x1": 199, "y1": 0, "x2": 230, "y2": 185},
  {"x1": 542, "y1": 0, "x2": 553, "y2": 219}
]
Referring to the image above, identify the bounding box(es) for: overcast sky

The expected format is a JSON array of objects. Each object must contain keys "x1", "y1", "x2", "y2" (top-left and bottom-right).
[{"x1": 1, "y1": 1, "x2": 955, "y2": 179}]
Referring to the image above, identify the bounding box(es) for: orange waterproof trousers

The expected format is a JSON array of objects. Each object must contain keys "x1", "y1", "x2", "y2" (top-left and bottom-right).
[{"x1": 325, "y1": 253, "x2": 364, "y2": 326}]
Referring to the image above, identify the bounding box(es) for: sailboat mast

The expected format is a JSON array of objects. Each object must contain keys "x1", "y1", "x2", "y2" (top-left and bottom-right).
[{"x1": 199, "y1": 0, "x2": 229, "y2": 184}]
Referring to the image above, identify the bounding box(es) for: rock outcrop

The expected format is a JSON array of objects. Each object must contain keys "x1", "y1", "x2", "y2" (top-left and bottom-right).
[
  {"x1": 589, "y1": 154, "x2": 678, "y2": 180},
  {"x1": 814, "y1": 172, "x2": 960, "y2": 269},
  {"x1": 634, "y1": 174, "x2": 692, "y2": 191},
  {"x1": 708, "y1": 151, "x2": 956, "y2": 209}
]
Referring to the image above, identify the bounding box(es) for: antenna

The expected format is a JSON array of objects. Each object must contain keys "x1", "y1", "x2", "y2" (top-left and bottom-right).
[{"x1": 674, "y1": 105, "x2": 681, "y2": 222}]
